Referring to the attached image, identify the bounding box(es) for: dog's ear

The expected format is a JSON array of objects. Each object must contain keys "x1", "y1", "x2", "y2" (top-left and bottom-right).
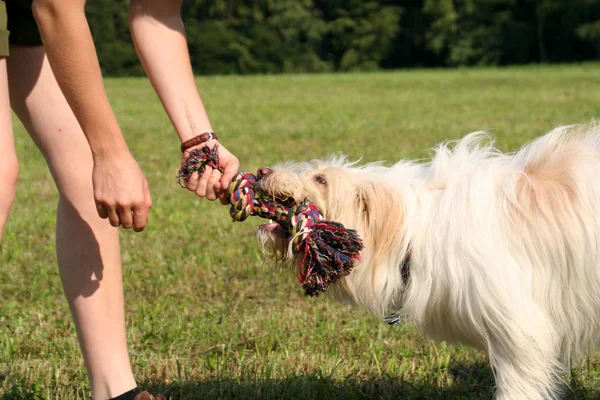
[
  {"x1": 355, "y1": 180, "x2": 405, "y2": 281},
  {"x1": 355, "y1": 180, "x2": 402, "y2": 231}
]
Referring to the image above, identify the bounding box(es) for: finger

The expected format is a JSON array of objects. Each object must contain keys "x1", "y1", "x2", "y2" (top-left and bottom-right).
[
  {"x1": 185, "y1": 170, "x2": 200, "y2": 192},
  {"x1": 219, "y1": 160, "x2": 240, "y2": 192},
  {"x1": 219, "y1": 191, "x2": 230, "y2": 205},
  {"x1": 132, "y1": 208, "x2": 148, "y2": 232},
  {"x1": 133, "y1": 181, "x2": 152, "y2": 233},
  {"x1": 205, "y1": 169, "x2": 222, "y2": 201},
  {"x1": 195, "y1": 165, "x2": 212, "y2": 198},
  {"x1": 96, "y1": 202, "x2": 108, "y2": 219},
  {"x1": 106, "y1": 206, "x2": 121, "y2": 227},
  {"x1": 144, "y1": 179, "x2": 152, "y2": 211},
  {"x1": 119, "y1": 205, "x2": 134, "y2": 229}
]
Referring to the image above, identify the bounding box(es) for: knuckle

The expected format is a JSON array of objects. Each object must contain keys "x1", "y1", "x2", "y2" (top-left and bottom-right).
[
  {"x1": 116, "y1": 203, "x2": 130, "y2": 211},
  {"x1": 119, "y1": 198, "x2": 135, "y2": 209},
  {"x1": 133, "y1": 197, "x2": 145, "y2": 207}
]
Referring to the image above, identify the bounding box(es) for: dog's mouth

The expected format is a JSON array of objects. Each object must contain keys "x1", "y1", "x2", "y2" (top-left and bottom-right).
[
  {"x1": 255, "y1": 183, "x2": 299, "y2": 209},
  {"x1": 260, "y1": 221, "x2": 288, "y2": 237},
  {"x1": 256, "y1": 192, "x2": 297, "y2": 239},
  {"x1": 254, "y1": 182, "x2": 302, "y2": 252}
]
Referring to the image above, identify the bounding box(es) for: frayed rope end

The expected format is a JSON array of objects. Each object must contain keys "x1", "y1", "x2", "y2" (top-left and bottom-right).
[{"x1": 299, "y1": 221, "x2": 363, "y2": 297}]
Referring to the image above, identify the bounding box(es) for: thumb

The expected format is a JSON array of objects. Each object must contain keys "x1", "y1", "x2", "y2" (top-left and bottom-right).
[{"x1": 219, "y1": 162, "x2": 238, "y2": 191}]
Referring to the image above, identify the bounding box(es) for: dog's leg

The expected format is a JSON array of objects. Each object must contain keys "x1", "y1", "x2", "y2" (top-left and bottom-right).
[{"x1": 487, "y1": 319, "x2": 563, "y2": 400}]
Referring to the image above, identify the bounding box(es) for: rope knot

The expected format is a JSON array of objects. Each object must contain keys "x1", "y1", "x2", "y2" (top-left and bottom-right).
[{"x1": 226, "y1": 172, "x2": 257, "y2": 221}]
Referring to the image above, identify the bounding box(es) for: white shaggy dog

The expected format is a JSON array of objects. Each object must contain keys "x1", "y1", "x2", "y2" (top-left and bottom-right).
[{"x1": 255, "y1": 123, "x2": 600, "y2": 400}]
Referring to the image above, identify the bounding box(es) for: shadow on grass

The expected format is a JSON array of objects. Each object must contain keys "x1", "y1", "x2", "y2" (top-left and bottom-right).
[
  {"x1": 142, "y1": 362, "x2": 600, "y2": 400},
  {"x1": 1, "y1": 361, "x2": 597, "y2": 399}
]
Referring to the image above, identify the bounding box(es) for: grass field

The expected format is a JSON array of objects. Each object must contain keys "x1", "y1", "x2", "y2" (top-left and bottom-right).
[{"x1": 2, "y1": 64, "x2": 600, "y2": 399}]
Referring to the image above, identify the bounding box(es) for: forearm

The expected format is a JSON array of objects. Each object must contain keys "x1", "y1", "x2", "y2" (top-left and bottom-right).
[
  {"x1": 32, "y1": 0, "x2": 129, "y2": 158},
  {"x1": 129, "y1": 0, "x2": 212, "y2": 143}
]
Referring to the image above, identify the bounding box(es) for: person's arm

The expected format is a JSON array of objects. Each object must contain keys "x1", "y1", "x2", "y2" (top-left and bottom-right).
[
  {"x1": 128, "y1": 0, "x2": 239, "y2": 203},
  {"x1": 32, "y1": 0, "x2": 152, "y2": 230}
]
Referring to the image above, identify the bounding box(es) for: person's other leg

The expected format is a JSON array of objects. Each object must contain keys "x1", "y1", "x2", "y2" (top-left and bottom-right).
[
  {"x1": 0, "y1": 0, "x2": 18, "y2": 243},
  {"x1": 7, "y1": 45, "x2": 137, "y2": 399},
  {"x1": 0, "y1": 57, "x2": 18, "y2": 243}
]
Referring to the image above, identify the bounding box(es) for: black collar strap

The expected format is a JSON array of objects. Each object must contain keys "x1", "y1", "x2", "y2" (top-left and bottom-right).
[{"x1": 383, "y1": 249, "x2": 411, "y2": 326}]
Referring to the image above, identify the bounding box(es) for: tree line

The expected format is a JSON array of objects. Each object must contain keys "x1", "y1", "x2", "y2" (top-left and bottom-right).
[{"x1": 86, "y1": 0, "x2": 600, "y2": 76}]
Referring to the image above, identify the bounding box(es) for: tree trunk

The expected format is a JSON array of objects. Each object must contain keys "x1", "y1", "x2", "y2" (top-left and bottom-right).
[{"x1": 536, "y1": 5, "x2": 548, "y2": 62}]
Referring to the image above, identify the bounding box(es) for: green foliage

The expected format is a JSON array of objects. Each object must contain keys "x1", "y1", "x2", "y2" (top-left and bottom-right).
[
  {"x1": 423, "y1": 0, "x2": 532, "y2": 66},
  {"x1": 316, "y1": 0, "x2": 402, "y2": 71},
  {"x1": 83, "y1": 0, "x2": 600, "y2": 74},
  {"x1": 423, "y1": 0, "x2": 459, "y2": 57},
  {"x1": 185, "y1": 20, "x2": 246, "y2": 75},
  {"x1": 577, "y1": 19, "x2": 600, "y2": 56},
  {"x1": 86, "y1": 0, "x2": 144, "y2": 76}
]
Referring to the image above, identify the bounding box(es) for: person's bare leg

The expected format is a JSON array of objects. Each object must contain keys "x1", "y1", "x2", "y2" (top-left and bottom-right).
[
  {"x1": 7, "y1": 46, "x2": 136, "y2": 399},
  {"x1": 0, "y1": 57, "x2": 18, "y2": 243}
]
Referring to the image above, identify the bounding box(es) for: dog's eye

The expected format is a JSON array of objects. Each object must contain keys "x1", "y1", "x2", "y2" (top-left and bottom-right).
[{"x1": 313, "y1": 174, "x2": 327, "y2": 186}]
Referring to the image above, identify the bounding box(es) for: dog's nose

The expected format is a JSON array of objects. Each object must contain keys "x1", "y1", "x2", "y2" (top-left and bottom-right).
[{"x1": 257, "y1": 167, "x2": 273, "y2": 178}]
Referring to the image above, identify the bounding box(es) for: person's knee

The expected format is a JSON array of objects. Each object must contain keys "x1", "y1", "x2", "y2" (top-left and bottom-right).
[
  {"x1": 0, "y1": 155, "x2": 18, "y2": 233},
  {"x1": 0, "y1": 155, "x2": 19, "y2": 207}
]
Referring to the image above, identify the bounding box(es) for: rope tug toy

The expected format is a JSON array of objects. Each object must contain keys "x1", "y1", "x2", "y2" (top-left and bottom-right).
[{"x1": 178, "y1": 146, "x2": 363, "y2": 297}]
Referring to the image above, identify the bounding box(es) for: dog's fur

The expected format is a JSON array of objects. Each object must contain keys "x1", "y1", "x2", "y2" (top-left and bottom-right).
[{"x1": 256, "y1": 123, "x2": 600, "y2": 400}]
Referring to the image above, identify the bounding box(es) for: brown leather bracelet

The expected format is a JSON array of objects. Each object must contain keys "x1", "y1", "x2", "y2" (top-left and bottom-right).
[{"x1": 180, "y1": 132, "x2": 218, "y2": 153}]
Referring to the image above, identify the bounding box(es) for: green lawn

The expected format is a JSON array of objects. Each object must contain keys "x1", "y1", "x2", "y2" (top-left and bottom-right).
[{"x1": 2, "y1": 64, "x2": 600, "y2": 399}]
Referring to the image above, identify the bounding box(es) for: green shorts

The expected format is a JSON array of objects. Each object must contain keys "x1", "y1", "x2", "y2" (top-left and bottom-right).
[{"x1": 0, "y1": 0, "x2": 42, "y2": 57}]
